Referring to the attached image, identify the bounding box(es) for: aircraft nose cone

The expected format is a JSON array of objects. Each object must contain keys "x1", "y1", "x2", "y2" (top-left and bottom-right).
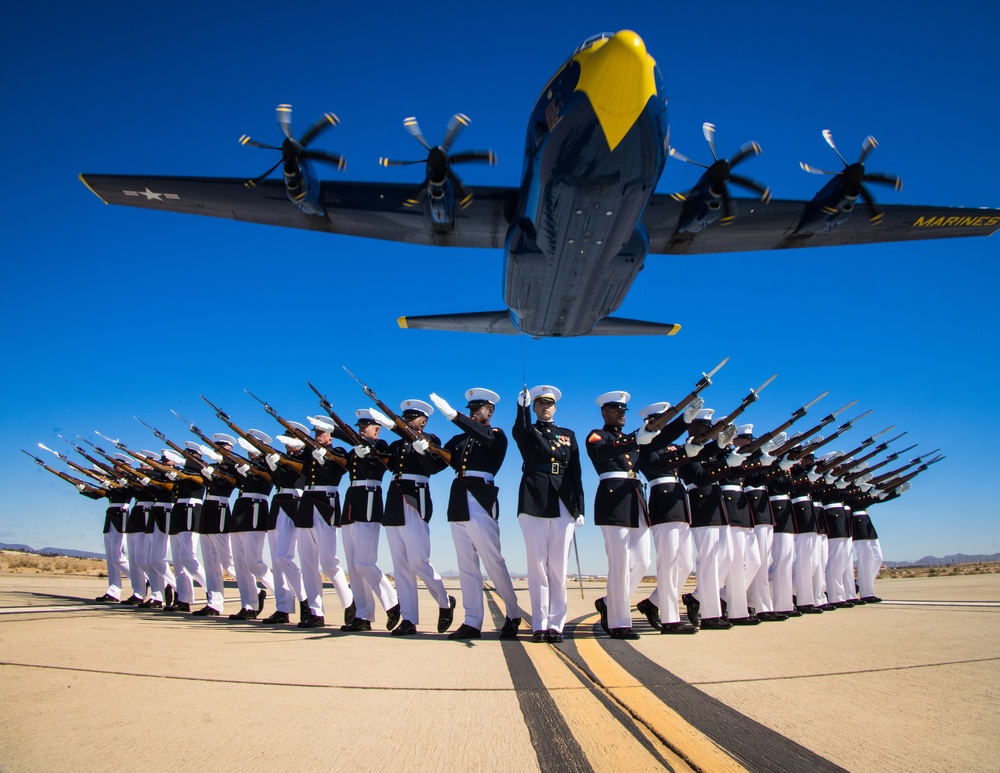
[{"x1": 573, "y1": 30, "x2": 658, "y2": 151}]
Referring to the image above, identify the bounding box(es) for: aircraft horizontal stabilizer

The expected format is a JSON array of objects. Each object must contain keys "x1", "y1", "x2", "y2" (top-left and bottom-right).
[
  {"x1": 587, "y1": 316, "x2": 681, "y2": 336},
  {"x1": 397, "y1": 311, "x2": 518, "y2": 334}
]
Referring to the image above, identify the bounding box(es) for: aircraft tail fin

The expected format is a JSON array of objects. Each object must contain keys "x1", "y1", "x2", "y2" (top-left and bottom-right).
[
  {"x1": 587, "y1": 316, "x2": 682, "y2": 336},
  {"x1": 397, "y1": 311, "x2": 518, "y2": 335}
]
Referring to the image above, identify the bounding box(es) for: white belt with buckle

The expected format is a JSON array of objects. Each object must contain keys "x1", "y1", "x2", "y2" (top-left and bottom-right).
[
  {"x1": 854, "y1": 510, "x2": 868, "y2": 516},
  {"x1": 769, "y1": 495, "x2": 790, "y2": 502},
  {"x1": 396, "y1": 474, "x2": 429, "y2": 484},
  {"x1": 175, "y1": 498, "x2": 202, "y2": 506},
  {"x1": 351, "y1": 479, "x2": 382, "y2": 488},
  {"x1": 647, "y1": 475, "x2": 679, "y2": 487},
  {"x1": 599, "y1": 471, "x2": 637, "y2": 481},
  {"x1": 206, "y1": 494, "x2": 231, "y2": 504},
  {"x1": 459, "y1": 471, "x2": 494, "y2": 483},
  {"x1": 277, "y1": 488, "x2": 302, "y2": 497},
  {"x1": 239, "y1": 493, "x2": 269, "y2": 501},
  {"x1": 108, "y1": 503, "x2": 130, "y2": 510},
  {"x1": 743, "y1": 486, "x2": 766, "y2": 493},
  {"x1": 134, "y1": 501, "x2": 154, "y2": 508},
  {"x1": 720, "y1": 485, "x2": 742, "y2": 493},
  {"x1": 791, "y1": 495, "x2": 812, "y2": 505},
  {"x1": 826, "y1": 502, "x2": 844, "y2": 508},
  {"x1": 306, "y1": 485, "x2": 338, "y2": 493}
]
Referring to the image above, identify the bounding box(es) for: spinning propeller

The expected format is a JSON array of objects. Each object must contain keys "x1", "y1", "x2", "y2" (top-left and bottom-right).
[
  {"x1": 239, "y1": 104, "x2": 346, "y2": 187},
  {"x1": 379, "y1": 113, "x2": 496, "y2": 209},
  {"x1": 669, "y1": 122, "x2": 770, "y2": 224},
  {"x1": 800, "y1": 130, "x2": 902, "y2": 223}
]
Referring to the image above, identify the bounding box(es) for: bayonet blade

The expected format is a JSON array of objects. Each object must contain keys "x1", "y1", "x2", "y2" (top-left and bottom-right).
[
  {"x1": 845, "y1": 409, "x2": 873, "y2": 425},
  {"x1": 868, "y1": 425, "x2": 895, "y2": 441},
  {"x1": 802, "y1": 390, "x2": 829, "y2": 411},
  {"x1": 704, "y1": 356, "x2": 729, "y2": 381},
  {"x1": 753, "y1": 373, "x2": 777, "y2": 394}
]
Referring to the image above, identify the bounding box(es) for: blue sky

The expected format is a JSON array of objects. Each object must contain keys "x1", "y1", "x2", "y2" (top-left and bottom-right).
[{"x1": 2, "y1": 2, "x2": 998, "y2": 571}]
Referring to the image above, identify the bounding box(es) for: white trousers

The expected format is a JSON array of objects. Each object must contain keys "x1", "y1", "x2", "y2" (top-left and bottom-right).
[
  {"x1": 342, "y1": 521, "x2": 397, "y2": 622},
  {"x1": 601, "y1": 523, "x2": 650, "y2": 630},
  {"x1": 793, "y1": 532, "x2": 822, "y2": 607},
  {"x1": 169, "y1": 532, "x2": 207, "y2": 605},
  {"x1": 199, "y1": 533, "x2": 232, "y2": 612},
  {"x1": 816, "y1": 534, "x2": 829, "y2": 602},
  {"x1": 841, "y1": 538, "x2": 859, "y2": 600},
  {"x1": 748, "y1": 525, "x2": 774, "y2": 613},
  {"x1": 314, "y1": 515, "x2": 354, "y2": 615},
  {"x1": 691, "y1": 525, "x2": 732, "y2": 620},
  {"x1": 650, "y1": 522, "x2": 693, "y2": 624},
  {"x1": 231, "y1": 531, "x2": 275, "y2": 610},
  {"x1": 386, "y1": 506, "x2": 449, "y2": 625},
  {"x1": 769, "y1": 531, "x2": 795, "y2": 612},
  {"x1": 722, "y1": 526, "x2": 757, "y2": 619},
  {"x1": 125, "y1": 532, "x2": 147, "y2": 600},
  {"x1": 825, "y1": 537, "x2": 853, "y2": 603},
  {"x1": 451, "y1": 493, "x2": 521, "y2": 629},
  {"x1": 143, "y1": 526, "x2": 176, "y2": 600},
  {"x1": 103, "y1": 527, "x2": 129, "y2": 599},
  {"x1": 518, "y1": 506, "x2": 575, "y2": 633},
  {"x1": 855, "y1": 539, "x2": 883, "y2": 598},
  {"x1": 271, "y1": 512, "x2": 307, "y2": 614}
]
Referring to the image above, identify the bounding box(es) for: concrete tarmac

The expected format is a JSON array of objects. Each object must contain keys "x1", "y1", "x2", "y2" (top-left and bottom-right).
[{"x1": 0, "y1": 573, "x2": 997, "y2": 772}]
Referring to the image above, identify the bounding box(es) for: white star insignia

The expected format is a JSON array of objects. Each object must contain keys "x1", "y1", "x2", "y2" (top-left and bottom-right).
[{"x1": 123, "y1": 188, "x2": 180, "y2": 201}]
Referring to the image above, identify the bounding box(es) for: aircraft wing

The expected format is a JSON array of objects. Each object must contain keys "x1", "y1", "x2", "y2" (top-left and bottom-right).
[
  {"x1": 642, "y1": 195, "x2": 1000, "y2": 254},
  {"x1": 79, "y1": 174, "x2": 519, "y2": 249}
]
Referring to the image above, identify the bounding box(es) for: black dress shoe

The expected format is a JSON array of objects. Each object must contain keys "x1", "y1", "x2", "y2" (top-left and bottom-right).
[
  {"x1": 729, "y1": 616, "x2": 760, "y2": 626},
  {"x1": 164, "y1": 601, "x2": 190, "y2": 612},
  {"x1": 257, "y1": 588, "x2": 267, "y2": 614},
  {"x1": 261, "y1": 611, "x2": 289, "y2": 624},
  {"x1": 546, "y1": 629, "x2": 563, "y2": 643},
  {"x1": 229, "y1": 608, "x2": 258, "y2": 620},
  {"x1": 137, "y1": 598, "x2": 153, "y2": 608},
  {"x1": 341, "y1": 618, "x2": 372, "y2": 632},
  {"x1": 117, "y1": 595, "x2": 140, "y2": 605},
  {"x1": 758, "y1": 611, "x2": 788, "y2": 622},
  {"x1": 661, "y1": 621, "x2": 697, "y2": 634},
  {"x1": 146, "y1": 600, "x2": 163, "y2": 609},
  {"x1": 95, "y1": 593, "x2": 117, "y2": 603},
  {"x1": 499, "y1": 617, "x2": 521, "y2": 639},
  {"x1": 819, "y1": 603, "x2": 837, "y2": 612},
  {"x1": 700, "y1": 617, "x2": 733, "y2": 630},
  {"x1": 437, "y1": 596, "x2": 456, "y2": 633},
  {"x1": 781, "y1": 608, "x2": 802, "y2": 617},
  {"x1": 797, "y1": 604, "x2": 823, "y2": 614},
  {"x1": 860, "y1": 596, "x2": 882, "y2": 603},
  {"x1": 531, "y1": 630, "x2": 547, "y2": 643},
  {"x1": 344, "y1": 600, "x2": 357, "y2": 625},
  {"x1": 297, "y1": 614, "x2": 325, "y2": 628},
  {"x1": 192, "y1": 606, "x2": 220, "y2": 617},
  {"x1": 682, "y1": 592, "x2": 701, "y2": 629},
  {"x1": 385, "y1": 603, "x2": 401, "y2": 631},
  {"x1": 595, "y1": 597, "x2": 610, "y2": 635},
  {"x1": 391, "y1": 619, "x2": 417, "y2": 636},
  {"x1": 833, "y1": 601, "x2": 855, "y2": 608},
  {"x1": 609, "y1": 627, "x2": 640, "y2": 640},
  {"x1": 448, "y1": 624, "x2": 482, "y2": 640},
  {"x1": 851, "y1": 597, "x2": 867, "y2": 605},
  {"x1": 637, "y1": 598, "x2": 660, "y2": 628},
  {"x1": 164, "y1": 585, "x2": 174, "y2": 608}
]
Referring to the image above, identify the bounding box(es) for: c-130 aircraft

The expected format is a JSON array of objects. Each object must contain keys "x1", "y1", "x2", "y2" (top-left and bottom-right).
[{"x1": 80, "y1": 30, "x2": 1000, "y2": 338}]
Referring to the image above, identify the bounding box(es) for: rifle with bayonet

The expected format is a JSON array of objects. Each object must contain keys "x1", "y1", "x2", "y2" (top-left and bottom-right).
[
  {"x1": 868, "y1": 452, "x2": 941, "y2": 487},
  {"x1": 68, "y1": 434, "x2": 155, "y2": 486},
  {"x1": 21, "y1": 449, "x2": 107, "y2": 494},
  {"x1": 880, "y1": 456, "x2": 944, "y2": 492},
  {"x1": 169, "y1": 409, "x2": 263, "y2": 479},
  {"x1": 690, "y1": 374, "x2": 777, "y2": 445},
  {"x1": 343, "y1": 367, "x2": 453, "y2": 464},
  {"x1": 788, "y1": 409, "x2": 873, "y2": 460},
  {"x1": 767, "y1": 400, "x2": 858, "y2": 459},
  {"x1": 814, "y1": 425, "x2": 896, "y2": 474},
  {"x1": 59, "y1": 434, "x2": 126, "y2": 481},
  {"x1": 200, "y1": 395, "x2": 303, "y2": 472},
  {"x1": 244, "y1": 389, "x2": 348, "y2": 468},
  {"x1": 133, "y1": 416, "x2": 229, "y2": 481},
  {"x1": 735, "y1": 390, "x2": 829, "y2": 456},
  {"x1": 643, "y1": 357, "x2": 729, "y2": 432},
  {"x1": 37, "y1": 443, "x2": 117, "y2": 487},
  {"x1": 94, "y1": 431, "x2": 198, "y2": 482},
  {"x1": 833, "y1": 432, "x2": 908, "y2": 476},
  {"x1": 844, "y1": 444, "x2": 922, "y2": 482},
  {"x1": 307, "y1": 381, "x2": 391, "y2": 465}
]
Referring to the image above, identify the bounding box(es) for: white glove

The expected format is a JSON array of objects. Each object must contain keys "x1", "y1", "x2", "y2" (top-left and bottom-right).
[
  {"x1": 635, "y1": 426, "x2": 658, "y2": 446},
  {"x1": 368, "y1": 408, "x2": 395, "y2": 431},
  {"x1": 312, "y1": 448, "x2": 327, "y2": 465},
  {"x1": 717, "y1": 424, "x2": 737, "y2": 448},
  {"x1": 518, "y1": 388, "x2": 531, "y2": 408},
  {"x1": 877, "y1": 490, "x2": 888, "y2": 500},
  {"x1": 76, "y1": 483, "x2": 86, "y2": 492},
  {"x1": 806, "y1": 468, "x2": 822, "y2": 483},
  {"x1": 823, "y1": 472, "x2": 835, "y2": 485},
  {"x1": 574, "y1": 515, "x2": 584, "y2": 528},
  {"x1": 236, "y1": 464, "x2": 250, "y2": 477},
  {"x1": 683, "y1": 396, "x2": 704, "y2": 423},
  {"x1": 265, "y1": 453, "x2": 280, "y2": 471},
  {"x1": 140, "y1": 476, "x2": 151, "y2": 486},
  {"x1": 760, "y1": 432, "x2": 786, "y2": 455},
  {"x1": 778, "y1": 457, "x2": 795, "y2": 472},
  {"x1": 759, "y1": 452, "x2": 777, "y2": 467},
  {"x1": 167, "y1": 471, "x2": 178, "y2": 481},
  {"x1": 858, "y1": 472, "x2": 873, "y2": 483},
  {"x1": 412, "y1": 438, "x2": 429, "y2": 455},
  {"x1": 835, "y1": 478, "x2": 849, "y2": 489},
  {"x1": 118, "y1": 478, "x2": 128, "y2": 487},
  {"x1": 726, "y1": 451, "x2": 749, "y2": 467},
  {"x1": 898, "y1": 482, "x2": 911, "y2": 493},
  {"x1": 684, "y1": 441, "x2": 704, "y2": 458},
  {"x1": 859, "y1": 482, "x2": 873, "y2": 493},
  {"x1": 202, "y1": 466, "x2": 214, "y2": 480},
  {"x1": 354, "y1": 444, "x2": 370, "y2": 458},
  {"x1": 203, "y1": 447, "x2": 223, "y2": 463},
  {"x1": 429, "y1": 393, "x2": 458, "y2": 421}
]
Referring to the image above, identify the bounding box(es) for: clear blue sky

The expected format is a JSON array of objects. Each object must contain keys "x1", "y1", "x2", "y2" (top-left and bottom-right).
[{"x1": 2, "y1": 2, "x2": 998, "y2": 571}]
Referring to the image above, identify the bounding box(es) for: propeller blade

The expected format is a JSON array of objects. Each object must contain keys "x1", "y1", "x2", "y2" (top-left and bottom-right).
[
  {"x1": 403, "y1": 116, "x2": 432, "y2": 151},
  {"x1": 245, "y1": 158, "x2": 283, "y2": 187},
  {"x1": 800, "y1": 161, "x2": 838, "y2": 175},
  {"x1": 864, "y1": 172, "x2": 903, "y2": 191},
  {"x1": 239, "y1": 135, "x2": 280, "y2": 150},
  {"x1": 378, "y1": 157, "x2": 425, "y2": 167},
  {"x1": 299, "y1": 113, "x2": 340, "y2": 147},
  {"x1": 858, "y1": 183, "x2": 884, "y2": 224},
  {"x1": 729, "y1": 140, "x2": 761, "y2": 168},
  {"x1": 858, "y1": 135, "x2": 878, "y2": 164},
  {"x1": 668, "y1": 147, "x2": 709, "y2": 168},
  {"x1": 719, "y1": 186, "x2": 734, "y2": 225},
  {"x1": 702, "y1": 122, "x2": 718, "y2": 160},
  {"x1": 822, "y1": 129, "x2": 849, "y2": 166},
  {"x1": 276, "y1": 104, "x2": 293, "y2": 140},
  {"x1": 449, "y1": 149, "x2": 497, "y2": 166},
  {"x1": 402, "y1": 184, "x2": 427, "y2": 209},
  {"x1": 442, "y1": 113, "x2": 471, "y2": 151},
  {"x1": 730, "y1": 173, "x2": 771, "y2": 202},
  {"x1": 448, "y1": 169, "x2": 474, "y2": 209},
  {"x1": 302, "y1": 149, "x2": 346, "y2": 171}
]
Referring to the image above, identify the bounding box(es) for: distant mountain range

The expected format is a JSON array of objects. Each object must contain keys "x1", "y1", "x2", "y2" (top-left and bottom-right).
[{"x1": 0, "y1": 543, "x2": 105, "y2": 560}]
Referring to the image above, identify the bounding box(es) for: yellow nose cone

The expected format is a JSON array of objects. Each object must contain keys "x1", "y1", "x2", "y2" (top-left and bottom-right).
[{"x1": 573, "y1": 30, "x2": 658, "y2": 152}]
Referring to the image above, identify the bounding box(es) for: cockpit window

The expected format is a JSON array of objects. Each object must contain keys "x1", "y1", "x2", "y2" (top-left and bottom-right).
[{"x1": 574, "y1": 33, "x2": 613, "y2": 54}]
